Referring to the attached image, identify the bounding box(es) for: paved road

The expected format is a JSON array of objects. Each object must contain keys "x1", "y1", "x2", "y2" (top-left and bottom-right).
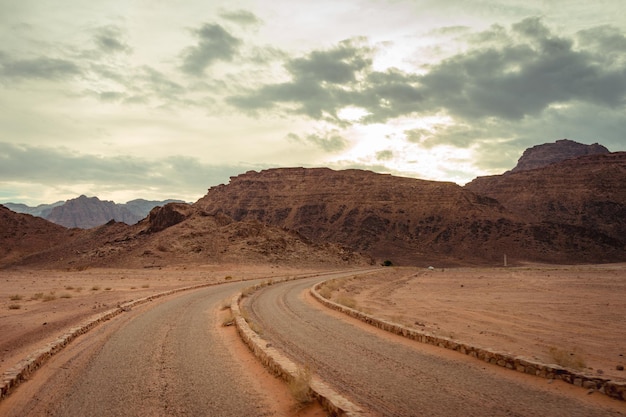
[
  {"x1": 1, "y1": 280, "x2": 276, "y2": 417},
  {"x1": 244, "y1": 277, "x2": 626, "y2": 417}
]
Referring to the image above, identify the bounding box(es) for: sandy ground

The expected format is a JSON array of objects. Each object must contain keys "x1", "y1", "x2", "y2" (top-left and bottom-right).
[
  {"x1": 0, "y1": 264, "x2": 311, "y2": 378},
  {"x1": 2, "y1": 263, "x2": 625, "y2": 413},
  {"x1": 326, "y1": 263, "x2": 626, "y2": 382}
]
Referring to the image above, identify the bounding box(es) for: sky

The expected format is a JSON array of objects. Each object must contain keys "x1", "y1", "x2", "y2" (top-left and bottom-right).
[{"x1": 1, "y1": 0, "x2": 625, "y2": 206}]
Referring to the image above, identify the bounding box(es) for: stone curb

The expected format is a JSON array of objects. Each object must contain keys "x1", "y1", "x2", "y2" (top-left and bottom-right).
[
  {"x1": 310, "y1": 281, "x2": 626, "y2": 402},
  {"x1": 232, "y1": 283, "x2": 369, "y2": 417},
  {"x1": 0, "y1": 278, "x2": 242, "y2": 401}
]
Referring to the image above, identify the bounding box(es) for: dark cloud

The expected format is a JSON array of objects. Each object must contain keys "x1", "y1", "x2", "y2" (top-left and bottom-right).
[
  {"x1": 93, "y1": 26, "x2": 131, "y2": 54},
  {"x1": 286, "y1": 131, "x2": 348, "y2": 152},
  {"x1": 376, "y1": 150, "x2": 393, "y2": 161},
  {"x1": 227, "y1": 18, "x2": 626, "y2": 130},
  {"x1": 0, "y1": 55, "x2": 81, "y2": 80},
  {"x1": 219, "y1": 10, "x2": 261, "y2": 26},
  {"x1": 180, "y1": 23, "x2": 242, "y2": 76},
  {"x1": 228, "y1": 38, "x2": 372, "y2": 120}
]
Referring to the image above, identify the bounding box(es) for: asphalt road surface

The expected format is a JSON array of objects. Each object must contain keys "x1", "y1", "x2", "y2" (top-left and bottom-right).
[
  {"x1": 1, "y1": 280, "x2": 277, "y2": 417},
  {"x1": 244, "y1": 277, "x2": 626, "y2": 417}
]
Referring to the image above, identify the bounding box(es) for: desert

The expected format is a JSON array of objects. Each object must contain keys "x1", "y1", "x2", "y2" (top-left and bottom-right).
[{"x1": 1, "y1": 139, "x2": 626, "y2": 414}]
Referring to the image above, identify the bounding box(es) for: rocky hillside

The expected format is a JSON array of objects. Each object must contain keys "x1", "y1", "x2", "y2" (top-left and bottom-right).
[
  {"x1": 0, "y1": 203, "x2": 370, "y2": 269},
  {"x1": 0, "y1": 205, "x2": 77, "y2": 266},
  {"x1": 509, "y1": 139, "x2": 609, "y2": 172},
  {"x1": 41, "y1": 195, "x2": 183, "y2": 229},
  {"x1": 195, "y1": 166, "x2": 625, "y2": 265},
  {"x1": 465, "y1": 152, "x2": 626, "y2": 246},
  {"x1": 3, "y1": 139, "x2": 625, "y2": 268}
]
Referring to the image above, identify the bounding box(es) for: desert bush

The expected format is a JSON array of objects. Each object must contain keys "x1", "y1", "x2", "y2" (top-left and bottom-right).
[
  {"x1": 336, "y1": 295, "x2": 357, "y2": 309},
  {"x1": 59, "y1": 293, "x2": 72, "y2": 299},
  {"x1": 141, "y1": 284, "x2": 150, "y2": 288},
  {"x1": 220, "y1": 298, "x2": 231, "y2": 311},
  {"x1": 9, "y1": 294, "x2": 23, "y2": 301},
  {"x1": 91, "y1": 286, "x2": 100, "y2": 291},
  {"x1": 221, "y1": 313, "x2": 235, "y2": 327},
  {"x1": 8, "y1": 304, "x2": 21, "y2": 310},
  {"x1": 224, "y1": 275, "x2": 233, "y2": 281},
  {"x1": 31, "y1": 292, "x2": 44, "y2": 300},
  {"x1": 382, "y1": 259, "x2": 393, "y2": 266},
  {"x1": 65, "y1": 285, "x2": 74, "y2": 290},
  {"x1": 43, "y1": 293, "x2": 57, "y2": 302},
  {"x1": 289, "y1": 365, "x2": 313, "y2": 406},
  {"x1": 548, "y1": 347, "x2": 587, "y2": 370}
]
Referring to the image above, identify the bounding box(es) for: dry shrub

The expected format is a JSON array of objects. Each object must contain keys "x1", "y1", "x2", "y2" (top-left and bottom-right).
[
  {"x1": 548, "y1": 347, "x2": 587, "y2": 370},
  {"x1": 221, "y1": 313, "x2": 235, "y2": 327},
  {"x1": 289, "y1": 366, "x2": 313, "y2": 406},
  {"x1": 336, "y1": 295, "x2": 357, "y2": 309},
  {"x1": 8, "y1": 304, "x2": 21, "y2": 310},
  {"x1": 9, "y1": 294, "x2": 23, "y2": 301},
  {"x1": 43, "y1": 293, "x2": 56, "y2": 302}
]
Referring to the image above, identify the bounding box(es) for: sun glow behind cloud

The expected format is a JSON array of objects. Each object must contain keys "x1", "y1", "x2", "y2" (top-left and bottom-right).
[{"x1": 1, "y1": 0, "x2": 626, "y2": 205}]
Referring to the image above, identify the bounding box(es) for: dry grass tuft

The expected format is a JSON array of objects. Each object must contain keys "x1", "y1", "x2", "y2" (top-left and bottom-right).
[
  {"x1": 9, "y1": 294, "x2": 23, "y2": 301},
  {"x1": 42, "y1": 293, "x2": 56, "y2": 302},
  {"x1": 548, "y1": 346, "x2": 587, "y2": 370},
  {"x1": 289, "y1": 365, "x2": 313, "y2": 406},
  {"x1": 221, "y1": 313, "x2": 235, "y2": 327},
  {"x1": 8, "y1": 304, "x2": 21, "y2": 310},
  {"x1": 336, "y1": 295, "x2": 357, "y2": 309}
]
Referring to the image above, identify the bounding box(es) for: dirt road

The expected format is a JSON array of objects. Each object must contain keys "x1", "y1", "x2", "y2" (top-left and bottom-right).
[
  {"x1": 244, "y1": 277, "x2": 626, "y2": 417},
  {"x1": 0, "y1": 280, "x2": 283, "y2": 417}
]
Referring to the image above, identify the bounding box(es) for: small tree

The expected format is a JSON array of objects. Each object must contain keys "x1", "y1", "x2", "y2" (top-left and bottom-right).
[{"x1": 382, "y1": 260, "x2": 393, "y2": 267}]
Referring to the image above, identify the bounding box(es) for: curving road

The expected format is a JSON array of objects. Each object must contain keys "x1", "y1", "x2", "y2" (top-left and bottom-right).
[
  {"x1": 1, "y1": 280, "x2": 277, "y2": 417},
  {"x1": 244, "y1": 277, "x2": 626, "y2": 417}
]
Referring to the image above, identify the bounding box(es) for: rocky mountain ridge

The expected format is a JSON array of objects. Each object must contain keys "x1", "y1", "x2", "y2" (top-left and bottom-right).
[
  {"x1": 5, "y1": 196, "x2": 184, "y2": 229},
  {"x1": 509, "y1": 139, "x2": 609, "y2": 172},
  {"x1": 1, "y1": 139, "x2": 624, "y2": 268}
]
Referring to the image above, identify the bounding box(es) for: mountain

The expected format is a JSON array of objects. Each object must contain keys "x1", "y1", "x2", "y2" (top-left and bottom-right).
[
  {"x1": 124, "y1": 199, "x2": 185, "y2": 218},
  {"x1": 45, "y1": 195, "x2": 141, "y2": 229},
  {"x1": 0, "y1": 203, "x2": 371, "y2": 269},
  {"x1": 0, "y1": 205, "x2": 76, "y2": 266},
  {"x1": 2, "y1": 140, "x2": 625, "y2": 268},
  {"x1": 3, "y1": 201, "x2": 64, "y2": 218},
  {"x1": 465, "y1": 152, "x2": 626, "y2": 248},
  {"x1": 509, "y1": 139, "x2": 609, "y2": 173},
  {"x1": 195, "y1": 165, "x2": 626, "y2": 265},
  {"x1": 6, "y1": 196, "x2": 186, "y2": 229}
]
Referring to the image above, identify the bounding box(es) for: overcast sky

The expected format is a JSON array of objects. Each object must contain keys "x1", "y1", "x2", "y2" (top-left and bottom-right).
[{"x1": 1, "y1": 0, "x2": 625, "y2": 205}]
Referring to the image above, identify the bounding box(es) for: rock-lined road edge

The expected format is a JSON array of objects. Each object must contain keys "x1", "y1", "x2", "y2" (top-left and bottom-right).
[
  {"x1": 0, "y1": 277, "x2": 251, "y2": 401},
  {"x1": 310, "y1": 280, "x2": 626, "y2": 402},
  {"x1": 231, "y1": 279, "x2": 370, "y2": 417}
]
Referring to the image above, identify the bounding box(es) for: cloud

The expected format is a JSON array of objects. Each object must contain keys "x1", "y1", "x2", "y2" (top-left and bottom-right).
[
  {"x1": 0, "y1": 55, "x2": 81, "y2": 80},
  {"x1": 180, "y1": 23, "x2": 242, "y2": 76},
  {"x1": 93, "y1": 26, "x2": 131, "y2": 54},
  {"x1": 376, "y1": 150, "x2": 393, "y2": 161},
  {"x1": 286, "y1": 130, "x2": 349, "y2": 152},
  {"x1": 0, "y1": 142, "x2": 254, "y2": 202},
  {"x1": 227, "y1": 38, "x2": 373, "y2": 120},
  {"x1": 227, "y1": 18, "x2": 626, "y2": 129},
  {"x1": 219, "y1": 9, "x2": 261, "y2": 26}
]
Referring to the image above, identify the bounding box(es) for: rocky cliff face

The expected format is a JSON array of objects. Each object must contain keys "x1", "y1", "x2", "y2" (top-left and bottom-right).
[
  {"x1": 510, "y1": 139, "x2": 609, "y2": 173},
  {"x1": 465, "y1": 152, "x2": 626, "y2": 252},
  {"x1": 195, "y1": 167, "x2": 625, "y2": 265}
]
